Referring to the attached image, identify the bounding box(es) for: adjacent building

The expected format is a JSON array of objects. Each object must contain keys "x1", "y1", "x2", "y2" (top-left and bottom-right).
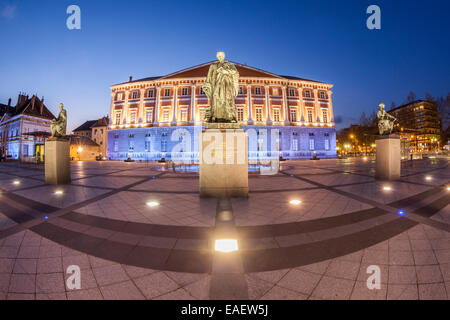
[
  {"x1": 0, "y1": 94, "x2": 55, "y2": 161},
  {"x1": 73, "y1": 116, "x2": 109, "y2": 157},
  {"x1": 389, "y1": 100, "x2": 441, "y2": 152},
  {"x1": 107, "y1": 61, "x2": 336, "y2": 161},
  {"x1": 69, "y1": 135, "x2": 101, "y2": 161}
]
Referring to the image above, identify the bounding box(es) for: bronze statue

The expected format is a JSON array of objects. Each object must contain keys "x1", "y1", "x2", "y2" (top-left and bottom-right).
[
  {"x1": 377, "y1": 103, "x2": 396, "y2": 135},
  {"x1": 202, "y1": 51, "x2": 239, "y2": 123},
  {"x1": 51, "y1": 103, "x2": 67, "y2": 138}
]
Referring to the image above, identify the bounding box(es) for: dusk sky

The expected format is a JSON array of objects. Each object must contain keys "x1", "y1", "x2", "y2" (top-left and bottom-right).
[{"x1": 0, "y1": 0, "x2": 449, "y2": 131}]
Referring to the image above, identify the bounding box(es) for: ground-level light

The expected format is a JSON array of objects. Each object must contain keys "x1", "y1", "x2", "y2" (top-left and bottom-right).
[
  {"x1": 215, "y1": 239, "x2": 238, "y2": 253},
  {"x1": 146, "y1": 201, "x2": 159, "y2": 207},
  {"x1": 289, "y1": 199, "x2": 302, "y2": 205}
]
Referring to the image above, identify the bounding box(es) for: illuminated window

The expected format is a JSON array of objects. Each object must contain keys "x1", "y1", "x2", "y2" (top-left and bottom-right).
[
  {"x1": 128, "y1": 140, "x2": 134, "y2": 152},
  {"x1": 114, "y1": 140, "x2": 119, "y2": 152},
  {"x1": 181, "y1": 87, "x2": 189, "y2": 96},
  {"x1": 305, "y1": 90, "x2": 311, "y2": 98},
  {"x1": 273, "y1": 108, "x2": 280, "y2": 122},
  {"x1": 131, "y1": 91, "x2": 138, "y2": 99},
  {"x1": 322, "y1": 109, "x2": 328, "y2": 123},
  {"x1": 255, "y1": 87, "x2": 261, "y2": 95},
  {"x1": 273, "y1": 88, "x2": 279, "y2": 96},
  {"x1": 164, "y1": 88, "x2": 171, "y2": 97},
  {"x1": 146, "y1": 109, "x2": 153, "y2": 123},
  {"x1": 255, "y1": 107, "x2": 263, "y2": 121},
  {"x1": 130, "y1": 111, "x2": 136, "y2": 124},
  {"x1": 237, "y1": 107, "x2": 244, "y2": 121},
  {"x1": 290, "y1": 108, "x2": 297, "y2": 122},
  {"x1": 147, "y1": 89, "x2": 154, "y2": 98},
  {"x1": 307, "y1": 109, "x2": 313, "y2": 123},
  {"x1": 161, "y1": 140, "x2": 167, "y2": 152},
  {"x1": 199, "y1": 107, "x2": 206, "y2": 120},
  {"x1": 180, "y1": 108, "x2": 188, "y2": 121},
  {"x1": 309, "y1": 139, "x2": 315, "y2": 150},
  {"x1": 162, "y1": 109, "x2": 170, "y2": 122},
  {"x1": 292, "y1": 139, "x2": 298, "y2": 151},
  {"x1": 145, "y1": 140, "x2": 151, "y2": 152},
  {"x1": 115, "y1": 112, "x2": 121, "y2": 125},
  {"x1": 320, "y1": 91, "x2": 326, "y2": 99},
  {"x1": 325, "y1": 139, "x2": 330, "y2": 150},
  {"x1": 289, "y1": 88, "x2": 295, "y2": 97},
  {"x1": 117, "y1": 92, "x2": 124, "y2": 101}
]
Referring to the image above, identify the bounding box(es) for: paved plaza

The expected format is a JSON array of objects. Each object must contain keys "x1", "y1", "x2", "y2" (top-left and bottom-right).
[{"x1": 0, "y1": 158, "x2": 449, "y2": 300}]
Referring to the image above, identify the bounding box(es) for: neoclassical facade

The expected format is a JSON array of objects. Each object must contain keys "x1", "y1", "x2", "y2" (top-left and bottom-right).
[{"x1": 107, "y1": 61, "x2": 336, "y2": 161}]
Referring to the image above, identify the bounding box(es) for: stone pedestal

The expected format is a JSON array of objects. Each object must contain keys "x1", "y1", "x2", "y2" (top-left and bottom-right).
[
  {"x1": 199, "y1": 124, "x2": 248, "y2": 197},
  {"x1": 376, "y1": 135, "x2": 400, "y2": 180},
  {"x1": 45, "y1": 139, "x2": 71, "y2": 185}
]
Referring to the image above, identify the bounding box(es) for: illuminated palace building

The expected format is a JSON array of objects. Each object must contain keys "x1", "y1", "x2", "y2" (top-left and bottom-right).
[{"x1": 107, "y1": 62, "x2": 336, "y2": 161}]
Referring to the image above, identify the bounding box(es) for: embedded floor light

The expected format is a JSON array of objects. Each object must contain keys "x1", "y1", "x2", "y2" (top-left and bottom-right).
[
  {"x1": 146, "y1": 201, "x2": 159, "y2": 207},
  {"x1": 12, "y1": 180, "x2": 20, "y2": 185},
  {"x1": 425, "y1": 176, "x2": 432, "y2": 181},
  {"x1": 289, "y1": 199, "x2": 302, "y2": 205},
  {"x1": 54, "y1": 190, "x2": 63, "y2": 195},
  {"x1": 215, "y1": 239, "x2": 238, "y2": 253},
  {"x1": 363, "y1": 157, "x2": 368, "y2": 161},
  {"x1": 383, "y1": 186, "x2": 392, "y2": 191},
  {"x1": 398, "y1": 210, "x2": 405, "y2": 216},
  {"x1": 447, "y1": 186, "x2": 450, "y2": 191}
]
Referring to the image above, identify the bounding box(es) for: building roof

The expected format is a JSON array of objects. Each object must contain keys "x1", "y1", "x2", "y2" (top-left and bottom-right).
[
  {"x1": 69, "y1": 135, "x2": 99, "y2": 147},
  {"x1": 0, "y1": 95, "x2": 55, "y2": 121},
  {"x1": 389, "y1": 100, "x2": 434, "y2": 113},
  {"x1": 73, "y1": 116, "x2": 109, "y2": 132},
  {"x1": 112, "y1": 61, "x2": 328, "y2": 86},
  {"x1": 73, "y1": 120, "x2": 98, "y2": 132}
]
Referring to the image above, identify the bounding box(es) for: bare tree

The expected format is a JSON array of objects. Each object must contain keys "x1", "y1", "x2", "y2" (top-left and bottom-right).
[
  {"x1": 389, "y1": 101, "x2": 396, "y2": 111},
  {"x1": 406, "y1": 91, "x2": 416, "y2": 103}
]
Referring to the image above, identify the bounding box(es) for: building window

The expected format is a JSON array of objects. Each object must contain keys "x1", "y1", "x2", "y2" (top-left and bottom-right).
[
  {"x1": 273, "y1": 108, "x2": 280, "y2": 122},
  {"x1": 309, "y1": 139, "x2": 315, "y2": 151},
  {"x1": 117, "y1": 92, "x2": 124, "y2": 101},
  {"x1": 199, "y1": 107, "x2": 206, "y2": 121},
  {"x1": 307, "y1": 109, "x2": 313, "y2": 123},
  {"x1": 289, "y1": 88, "x2": 296, "y2": 97},
  {"x1": 130, "y1": 111, "x2": 136, "y2": 124},
  {"x1": 239, "y1": 86, "x2": 244, "y2": 95},
  {"x1": 292, "y1": 139, "x2": 298, "y2": 151},
  {"x1": 322, "y1": 109, "x2": 328, "y2": 123},
  {"x1": 114, "y1": 140, "x2": 119, "y2": 152},
  {"x1": 161, "y1": 140, "x2": 167, "y2": 152},
  {"x1": 273, "y1": 88, "x2": 279, "y2": 96},
  {"x1": 162, "y1": 109, "x2": 170, "y2": 122},
  {"x1": 255, "y1": 107, "x2": 263, "y2": 121},
  {"x1": 290, "y1": 108, "x2": 297, "y2": 122},
  {"x1": 145, "y1": 140, "x2": 151, "y2": 152},
  {"x1": 131, "y1": 91, "x2": 138, "y2": 99},
  {"x1": 181, "y1": 108, "x2": 188, "y2": 121},
  {"x1": 128, "y1": 140, "x2": 134, "y2": 152},
  {"x1": 199, "y1": 87, "x2": 205, "y2": 95},
  {"x1": 146, "y1": 109, "x2": 153, "y2": 123},
  {"x1": 181, "y1": 87, "x2": 189, "y2": 96},
  {"x1": 320, "y1": 91, "x2": 326, "y2": 99},
  {"x1": 237, "y1": 107, "x2": 244, "y2": 121},
  {"x1": 325, "y1": 139, "x2": 330, "y2": 150},
  {"x1": 147, "y1": 89, "x2": 154, "y2": 98},
  {"x1": 115, "y1": 112, "x2": 121, "y2": 125},
  {"x1": 255, "y1": 87, "x2": 261, "y2": 95},
  {"x1": 305, "y1": 90, "x2": 311, "y2": 98},
  {"x1": 164, "y1": 88, "x2": 171, "y2": 97}
]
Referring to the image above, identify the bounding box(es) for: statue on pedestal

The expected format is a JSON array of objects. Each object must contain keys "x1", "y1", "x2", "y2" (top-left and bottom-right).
[
  {"x1": 202, "y1": 51, "x2": 239, "y2": 123},
  {"x1": 51, "y1": 103, "x2": 67, "y2": 139},
  {"x1": 377, "y1": 103, "x2": 397, "y2": 135}
]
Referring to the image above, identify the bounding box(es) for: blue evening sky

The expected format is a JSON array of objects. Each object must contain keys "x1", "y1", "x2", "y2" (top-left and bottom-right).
[{"x1": 0, "y1": 0, "x2": 449, "y2": 131}]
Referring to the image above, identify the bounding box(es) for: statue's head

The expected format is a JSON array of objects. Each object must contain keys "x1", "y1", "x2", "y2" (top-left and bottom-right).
[
  {"x1": 216, "y1": 51, "x2": 225, "y2": 62},
  {"x1": 379, "y1": 103, "x2": 385, "y2": 110},
  {"x1": 59, "y1": 103, "x2": 64, "y2": 110}
]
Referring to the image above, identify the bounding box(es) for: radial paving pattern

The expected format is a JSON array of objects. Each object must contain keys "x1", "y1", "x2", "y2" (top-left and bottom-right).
[{"x1": 0, "y1": 158, "x2": 449, "y2": 300}]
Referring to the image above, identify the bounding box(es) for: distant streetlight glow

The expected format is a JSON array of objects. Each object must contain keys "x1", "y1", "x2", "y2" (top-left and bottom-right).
[
  {"x1": 215, "y1": 239, "x2": 238, "y2": 253},
  {"x1": 77, "y1": 146, "x2": 83, "y2": 153},
  {"x1": 146, "y1": 201, "x2": 159, "y2": 207}
]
